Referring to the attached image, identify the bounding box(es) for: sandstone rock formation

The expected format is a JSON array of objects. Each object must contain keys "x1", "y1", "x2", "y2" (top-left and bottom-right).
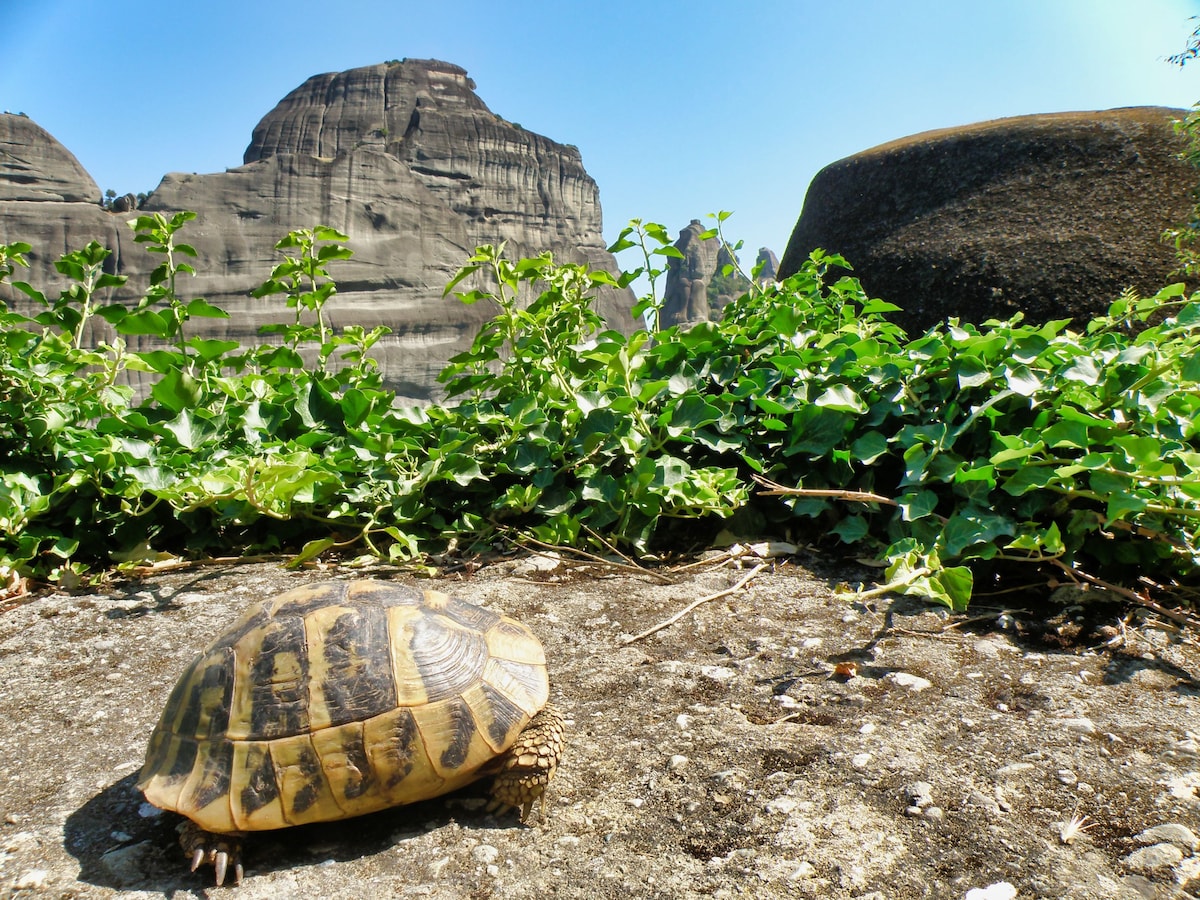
[
  {"x1": 660, "y1": 220, "x2": 768, "y2": 326},
  {"x1": 661, "y1": 220, "x2": 719, "y2": 328},
  {"x1": 754, "y1": 247, "x2": 778, "y2": 283},
  {"x1": 0, "y1": 113, "x2": 124, "y2": 273},
  {"x1": 778, "y1": 107, "x2": 1197, "y2": 331},
  {"x1": 0, "y1": 113, "x2": 99, "y2": 204},
  {"x1": 0, "y1": 60, "x2": 633, "y2": 400}
]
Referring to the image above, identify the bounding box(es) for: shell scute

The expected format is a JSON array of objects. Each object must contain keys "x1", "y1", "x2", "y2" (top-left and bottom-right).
[{"x1": 139, "y1": 579, "x2": 551, "y2": 833}]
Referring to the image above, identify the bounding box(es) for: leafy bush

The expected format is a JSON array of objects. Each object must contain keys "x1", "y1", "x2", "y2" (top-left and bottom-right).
[{"x1": 2, "y1": 213, "x2": 1199, "y2": 615}]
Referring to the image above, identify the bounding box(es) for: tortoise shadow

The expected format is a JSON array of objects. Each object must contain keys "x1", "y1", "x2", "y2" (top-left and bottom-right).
[{"x1": 64, "y1": 774, "x2": 520, "y2": 891}]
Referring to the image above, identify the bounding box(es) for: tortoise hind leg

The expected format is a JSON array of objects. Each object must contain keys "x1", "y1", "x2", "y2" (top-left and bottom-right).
[
  {"x1": 486, "y1": 703, "x2": 566, "y2": 822},
  {"x1": 179, "y1": 820, "x2": 247, "y2": 886}
]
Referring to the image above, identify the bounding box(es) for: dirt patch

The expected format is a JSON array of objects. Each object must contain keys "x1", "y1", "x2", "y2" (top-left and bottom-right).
[{"x1": 1, "y1": 554, "x2": 1199, "y2": 898}]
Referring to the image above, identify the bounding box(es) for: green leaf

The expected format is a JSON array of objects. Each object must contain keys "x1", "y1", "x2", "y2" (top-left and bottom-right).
[
  {"x1": 814, "y1": 384, "x2": 865, "y2": 414},
  {"x1": 851, "y1": 430, "x2": 890, "y2": 465},
  {"x1": 898, "y1": 490, "x2": 939, "y2": 521},
  {"x1": 1062, "y1": 356, "x2": 1101, "y2": 385},
  {"x1": 829, "y1": 514, "x2": 870, "y2": 544},
  {"x1": 288, "y1": 538, "x2": 336, "y2": 567},
  {"x1": 955, "y1": 357, "x2": 991, "y2": 389},
  {"x1": 150, "y1": 369, "x2": 202, "y2": 412},
  {"x1": 940, "y1": 507, "x2": 1015, "y2": 556},
  {"x1": 185, "y1": 298, "x2": 229, "y2": 318},
  {"x1": 116, "y1": 309, "x2": 169, "y2": 337},
  {"x1": 1005, "y1": 365, "x2": 1042, "y2": 396}
]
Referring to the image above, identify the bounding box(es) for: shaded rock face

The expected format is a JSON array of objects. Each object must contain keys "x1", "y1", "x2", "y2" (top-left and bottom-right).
[
  {"x1": 778, "y1": 107, "x2": 1196, "y2": 331},
  {"x1": 661, "y1": 220, "x2": 719, "y2": 328},
  {"x1": 0, "y1": 61, "x2": 633, "y2": 401}
]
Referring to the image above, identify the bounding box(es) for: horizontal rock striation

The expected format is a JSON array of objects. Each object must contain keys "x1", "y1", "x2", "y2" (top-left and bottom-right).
[{"x1": 0, "y1": 60, "x2": 633, "y2": 400}]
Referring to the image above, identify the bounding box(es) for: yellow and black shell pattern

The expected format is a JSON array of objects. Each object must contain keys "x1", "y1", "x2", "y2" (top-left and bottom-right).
[{"x1": 138, "y1": 580, "x2": 550, "y2": 834}]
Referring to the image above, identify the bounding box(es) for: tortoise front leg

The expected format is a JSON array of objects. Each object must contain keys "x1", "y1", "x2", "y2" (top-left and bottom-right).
[
  {"x1": 487, "y1": 703, "x2": 566, "y2": 822},
  {"x1": 179, "y1": 820, "x2": 247, "y2": 886}
]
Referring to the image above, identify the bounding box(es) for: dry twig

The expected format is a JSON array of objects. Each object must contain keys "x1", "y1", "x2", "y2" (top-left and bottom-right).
[
  {"x1": 498, "y1": 527, "x2": 676, "y2": 584},
  {"x1": 751, "y1": 473, "x2": 898, "y2": 506},
  {"x1": 621, "y1": 563, "x2": 768, "y2": 644},
  {"x1": 1050, "y1": 558, "x2": 1200, "y2": 632}
]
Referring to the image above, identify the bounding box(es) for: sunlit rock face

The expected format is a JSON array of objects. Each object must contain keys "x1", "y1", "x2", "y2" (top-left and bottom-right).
[
  {"x1": 779, "y1": 107, "x2": 1196, "y2": 331},
  {"x1": 0, "y1": 60, "x2": 633, "y2": 401}
]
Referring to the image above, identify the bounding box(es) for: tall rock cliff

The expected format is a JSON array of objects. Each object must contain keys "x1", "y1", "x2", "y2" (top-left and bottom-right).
[
  {"x1": 0, "y1": 113, "x2": 123, "y2": 267},
  {"x1": 778, "y1": 107, "x2": 1196, "y2": 331},
  {"x1": 659, "y1": 219, "x2": 770, "y2": 325},
  {"x1": 661, "y1": 220, "x2": 720, "y2": 327},
  {"x1": 0, "y1": 60, "x2": 633, "y2": 400}
]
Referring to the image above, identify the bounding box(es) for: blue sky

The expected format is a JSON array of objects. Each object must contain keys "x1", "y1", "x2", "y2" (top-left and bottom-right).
[{"x1": 3, "y1": 0, "x2": 1200, "y2": 267}]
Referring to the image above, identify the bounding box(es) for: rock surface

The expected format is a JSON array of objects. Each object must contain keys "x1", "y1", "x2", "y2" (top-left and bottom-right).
[
  {"x1": 661, "y1": 220, "x2": 720, "y2": 328},
  {"x1": 778, "y1": 107, "x2": 1197, "y2": 332},
  {"x1": 0, "y1": 113, "x2": 99, "y2": 204},
  {"x1": 753, "y1": 247, "x2": 778, "y2": 283},
  {"x1": 2, "y1": 555, "x2": 1199, "y2": 898},
  {"x1": 0, "y1": 61, "x2": 634, "y2": 401}
]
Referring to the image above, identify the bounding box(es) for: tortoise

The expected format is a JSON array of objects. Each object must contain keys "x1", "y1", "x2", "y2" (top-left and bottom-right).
[{"x1": 138, "y1": 579, "x2": 564, "y2": 886}]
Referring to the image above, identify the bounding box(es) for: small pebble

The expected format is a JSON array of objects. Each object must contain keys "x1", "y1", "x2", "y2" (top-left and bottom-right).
[
  {"x1": 1056, "y1": 769, "x2": 1078, "y2": 786},
  {"x1": 904, "y1": 781, "x2": 934, "y2": 808},
  {"x1": 1060, "y1": 718, "x2": 1097, "y2": 735},
  {"x1": 1136, "y1": 824, "x2": 1200, "y2": 852},
  {"x1": 668, "y1": 754, "x2": 689, "y2": 772},
  {"x1": 973, "y1": 639, "x2": 1000, "y2": 659},
  {"x1": 885, "y1": 672, "x2": 932, "y2": 692},
  {"x1": 765, "y1": 796, "x2": 800, "y2": 816},
  {"x1": 965, "y1": 883, "x2": 1016, "y2": 900},
  {"x1": 994, "y1": 762, "x2": 1035, "y2": 779},
  {"x1": 699, "y1": 665, "x2": 737, "y2": 683},
  {"x1": 472, "y1": 844, "x2": 500, "y2": 865},
  {"x1": 788, "y1": 861, "x2": 816, "y2": 879},
  {"x1": 1122, "y1": 843, "x2": 1184, "y2": 874},
  {"x1": 15, "y1": 870, "x2": 48, "y2": 890},
  {"x1": 923, "y1": 806, "x2": 945, "y2": 822},
  {"x1": 851, "y1": 753, "x2": 872, "y2": 769}
]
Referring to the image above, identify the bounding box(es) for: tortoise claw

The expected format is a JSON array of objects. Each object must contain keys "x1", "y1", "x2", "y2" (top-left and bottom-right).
[{"x1": 178, "y1": 821, "x2": 246, "y2": 886}]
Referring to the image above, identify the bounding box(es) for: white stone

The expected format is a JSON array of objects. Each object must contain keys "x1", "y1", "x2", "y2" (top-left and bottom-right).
[
  {"x1": 885, "y1": 672, "x2": 932, "y2": 692},
  {"x1": 1136, "y1": 824, "x2": 1200, "y2": 851},
  {"x1": 15, "y1": 870, "x2": 48, "y2": 890},
  {"x1": 965, "y1": 883, "x2": 1016, "y2": 900},
  {"x1": 1122, "y1": 843, "x2": 1184, "y2": 874}
]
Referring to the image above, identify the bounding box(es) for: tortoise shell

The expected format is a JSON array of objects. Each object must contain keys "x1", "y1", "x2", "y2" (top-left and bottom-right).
[{"x1": 138, "y1": 580, "x2": 550, "y2": 834}]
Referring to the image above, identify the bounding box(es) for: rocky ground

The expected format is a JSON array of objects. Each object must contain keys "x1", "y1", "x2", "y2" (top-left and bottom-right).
[{"x1": 1, "y1": 549, "x2": 1198, "y2": 899}]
